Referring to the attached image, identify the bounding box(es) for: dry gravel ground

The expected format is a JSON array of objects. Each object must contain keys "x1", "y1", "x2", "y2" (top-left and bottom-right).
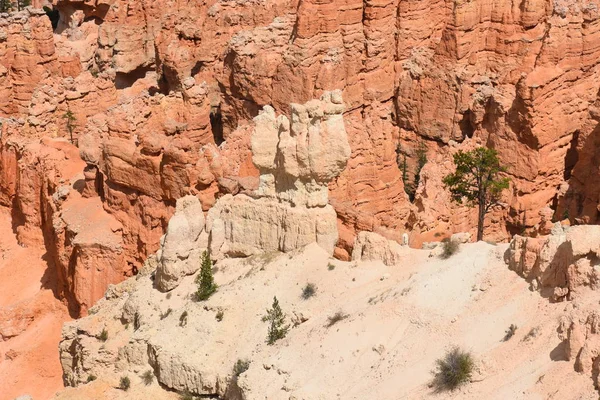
[{"x1": 55, "y1": 240, "x2": 597, "y2": 399}]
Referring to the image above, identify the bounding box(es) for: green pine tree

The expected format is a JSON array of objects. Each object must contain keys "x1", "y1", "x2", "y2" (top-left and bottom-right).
[
  {"x1": 195, "y1": 250, "x2": 217, "y2": 301},
  {"x1": 262, "y1": 296, "x2": 289, "y2": 345},
  {"x1": 442, "y1": 147, "x2": 510, "y2": 241},
  {"x1": 0, "y1": 0, "x2": 12, "y2": 13},
  {"x1": 17, "y1": 0, "x2": 31, "y2": 10}
]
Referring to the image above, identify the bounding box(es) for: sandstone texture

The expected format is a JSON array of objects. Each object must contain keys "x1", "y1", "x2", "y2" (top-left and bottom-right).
[
  {"x1": 351, "y1": 231, "x2": 407, "y2": 266},
  {"x1": 507, "y1": 224, "x2": 600, "y2": 301},
  {"x1": 4, "y1": 0, "x2": 600, "y2": 396},
  {"x1": 5, "y1": 0, "x2": 600, "y2": 282},
  {"x1": 3, "y1": 0, "x2": 600, "y2": 307},
  {"x1": 207, "y1": 92, "x2": 350, "y2": 259}
]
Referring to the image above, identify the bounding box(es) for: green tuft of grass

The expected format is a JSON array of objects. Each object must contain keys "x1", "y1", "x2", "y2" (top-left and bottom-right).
[
  {"x1": 301, "y1": 283, "x2": 317, "y2": 300},
  {"x1": 326, "y1": 311, "x2": 348, "y2": 328},
  {"x1": 440, "y1": 238, "x2": 459, "y2": 260},
  {"x1": 233, "y1": 358, "x2": 250, "y2": 377},
  {"x1": 503, "y1": 324, "x2": 517, "y2": 341},
  {"x1": 119, "y1": 375, "x2": 131, "y2": 391},
  {"x1": 432, "y1": 347, "x2": 474, "y2": 391},
  {"x1": 142, "y1": 370, "x2": 153, "y2": 385}
]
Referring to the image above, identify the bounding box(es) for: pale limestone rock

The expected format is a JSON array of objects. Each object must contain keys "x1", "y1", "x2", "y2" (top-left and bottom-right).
[
  {"x1": 208, "y1": 92, "x2": 350, "y2": 258},
  {"x1": 155, "y1": 196, "x2": 206, "y2": 291},
  {"x1": 508, "y1": 225, "x2": 600, "y2": 298},
  {"x1": 451, "y1": 232, "x2": 472, "y2": 244},
  {"x1": 207, "y1": 195, "x2": 338, "y2": 258},
  {"x1": 252, "y1": 90, "x2": 351, "y2": 208},
  {"x1": 351, "y1": 231, "x2": 405, "y2": 266}
]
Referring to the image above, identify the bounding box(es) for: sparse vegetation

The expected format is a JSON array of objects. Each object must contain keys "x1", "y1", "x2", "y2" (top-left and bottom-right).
[
  {"x1": 301, "y1": 283, "x2": 317, "y2": 300},
  {"x1": 443, "y1": 147, "x2": 510, "y2": 241},
  {"x1": 63, "y1": 109, "x2": 77, "y2": 144},
  {"x1": 99, "y1": 328, "x2": 108, "y2": 342},
  {"x1": 179, "y1": 311, "x2": 188, "y2": 327},
  {"x1": 87, "y1": 374, "x2": 97, "y2": 383},
  {"x1": 17, "y1": 0, "x2": 31, "y2": 10},
  {"x1": 328, "y1": 263, "x2": 336, "y2": 271},
  {"x1": 180, "y1": 393, "x2": 195, "y2": 400},
  {"x1": 0, "y1": 0, "x2": 12, "y2": 12},
  {"x1": 432, "y1": 347, "x2": 474, "y2": 392},
  {"x1": 262, "y1": 296, "x2": 289, "y2": 345},
  {"x1": 398, "y1": 141, "x2": 428, "y2": 202},
  {"x1": 160, "y1": 308, "x2": 172, "y2": 320},
  {"x1": 216, "y1": 310, "x2": 224, "y2": 322},
  {"x1": 503, "y1": 324, "x2": 518, "y2": 341},
  {"x1": 233, "y1": 359, "x2": 250, "y2": 377},
  {"x1": 119, "y1": 375, "x2": 131, "y2": 391},
  {"x1": 326, "y1": 311, "x2": 348, "y2": 328},
  {"x1": 440, "y1": 238, "x2": 459, "y2": 259},
  {"x1": 142, "y1": 370, "x2": 154, "y2": 385},
  {"x1": 522, "y1": 327, "x2": 539, "y2": 342},
  {"x1": 196, "y1": 251, "x2": 217, "y2": 301}
]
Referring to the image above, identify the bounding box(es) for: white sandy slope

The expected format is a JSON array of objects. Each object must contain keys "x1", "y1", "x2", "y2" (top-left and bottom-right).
[{"x1": 56, "y1": 242, "x2": 596, "y2": 400}]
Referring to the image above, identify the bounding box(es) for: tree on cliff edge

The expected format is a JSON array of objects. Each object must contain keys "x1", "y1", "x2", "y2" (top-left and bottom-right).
[{"x1": 443, "y1": 147, "x2": 510, "y2": 241}]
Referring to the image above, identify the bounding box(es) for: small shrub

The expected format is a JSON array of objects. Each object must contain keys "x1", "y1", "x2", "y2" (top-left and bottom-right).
[
  {"x1": 99, "y1": 328, "x2": 108, "y2": 342},
  {"x1": 119, "y1": 375, "x2": 131, "y2": 391},
  {"x1": 166, "y1": 292, "x2": 172, "y2": 300},
  {"x1": 216, "y1": 310, "x2": 224, "y2": 322},
  {"x1": 87, "y1": 374, "x2": 97, "y2": 383},
  {"x1": 196, "y1": 251, "x2": 217, "y2": 301},
  {"x1": 179, "y1": 311, "x2": 188, "y2": 327},
  {"x1": 142, "y1": 370, "x2": 153, "y2": 385},
  {"x1": 503, "y1": 324, "x2": 517, "y2": 341},
  {"x1": 327, "y1": 263, "x2": 336, "y2": 271},
  {"x1": 301, "y1": 283, "x2": 317, "y2": 300},
  {"x1": 432, "y1": 347, "x2": 474, "y2": 391},
  {"x1": 160, "y1": 308, "x2": 172, "y2": 320},
  {"x1": 262, "y1": 296, "x2": 289, "y2": 345},
  {"x1": 522, "y1": 327, "x2": 539, "y2": 342},
  {"x1": 180, "y1": 393, "x2": 195, "y2": 400},
  {"x1": 233, "y1": 359, "x2": 250, "y2": 377},
  {"x1": 326, "y1": 311, "x2": 348, "y2": 327},
  {"x1": 440, "y1": 238, "x2": 459, "y2": 259}
]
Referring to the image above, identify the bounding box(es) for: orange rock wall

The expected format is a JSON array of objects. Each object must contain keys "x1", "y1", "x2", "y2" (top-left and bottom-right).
[{"x1": 2, "y1": 0, "x2": 600, "y2": 307}]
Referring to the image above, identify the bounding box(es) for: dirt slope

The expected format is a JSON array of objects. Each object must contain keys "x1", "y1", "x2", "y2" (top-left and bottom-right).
[{"x1": 55, "y1": 241, "x2": 596, "y2": 399}]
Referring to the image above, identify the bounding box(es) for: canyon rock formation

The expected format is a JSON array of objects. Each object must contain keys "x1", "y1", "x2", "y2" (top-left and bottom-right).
[
  {"x1": 4, "y1": 0, "x2": 600, "y2": 307},
  {"x1": 4, "y1": 0, "x2": 600, "y2": 396}
]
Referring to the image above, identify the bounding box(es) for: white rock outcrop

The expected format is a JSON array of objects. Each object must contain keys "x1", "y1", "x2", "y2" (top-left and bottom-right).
[
  {"x1": 207, "y1": 91, "x2": 350, "y2": 258},
  {"x1": 351, "y1": 231, "x2": 406, "y2": 266},
  {"x1": 507, "y1": 224, "x2": 600, "y2": 299},
  {"x1": 155, "y1": 195, "x2": 207, "y2": 291}
]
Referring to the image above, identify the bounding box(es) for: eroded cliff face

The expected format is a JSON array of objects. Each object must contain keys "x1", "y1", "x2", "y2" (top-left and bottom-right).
[{"x1": 3, "y1": 0, "x2": 600, "y2": 313}]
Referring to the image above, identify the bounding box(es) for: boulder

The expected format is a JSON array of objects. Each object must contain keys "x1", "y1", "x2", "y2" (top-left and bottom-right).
[{"x1": 351, "y1": 231, "x2": 405, "y2": 266}]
